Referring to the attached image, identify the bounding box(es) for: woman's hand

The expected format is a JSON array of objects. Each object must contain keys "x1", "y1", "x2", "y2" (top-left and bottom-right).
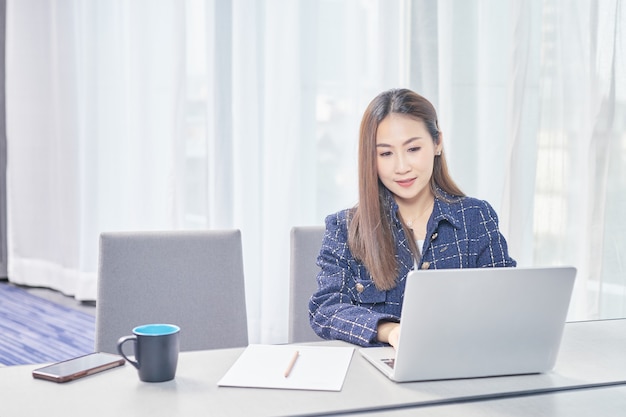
[{"x1": 376, "y1": 321, "x2": 401, "y2": 349}]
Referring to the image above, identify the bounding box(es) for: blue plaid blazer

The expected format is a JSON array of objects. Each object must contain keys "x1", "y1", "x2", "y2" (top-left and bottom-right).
[{"x1": 309, "y1": 189, "x2": 516, "y2": 346}]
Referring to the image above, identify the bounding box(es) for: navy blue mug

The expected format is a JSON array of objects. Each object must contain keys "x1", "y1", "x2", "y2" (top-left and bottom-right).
[{"x1": 117, "y1": 324, "x2": 180, "y2": 382}]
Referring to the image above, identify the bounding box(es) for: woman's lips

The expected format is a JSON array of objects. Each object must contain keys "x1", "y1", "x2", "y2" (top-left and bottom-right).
[{"x1": 396, "y1": 178, "x2": 416, "y2": 187}]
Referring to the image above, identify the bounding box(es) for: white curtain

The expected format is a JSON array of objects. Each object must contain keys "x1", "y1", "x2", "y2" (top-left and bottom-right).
[
  {"x1": 6, "y1": 1, "x2": 184, "y2": 300},
  {"x1": 5, "y1": 0, "x2": 625, "y2": 344},
  {"x1": 439, "y1": 0, "x2": 626, "y2": 320}
]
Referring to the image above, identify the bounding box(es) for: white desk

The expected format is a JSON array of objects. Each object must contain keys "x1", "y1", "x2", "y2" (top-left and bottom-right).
[
  {"x1": 341, "y1": 385, "x2": 626, "y2": 416},
  {"x1": 1, "y1": 320, "x2": 625, "y2": 417}
]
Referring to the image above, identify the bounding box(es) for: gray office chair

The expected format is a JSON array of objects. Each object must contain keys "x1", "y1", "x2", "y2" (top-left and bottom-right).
[
  {"x1": 288, "y1": 226, "x2": 325, "y2": 343},
  {"x1": 95, "y1": 230, "x2": 248, "y2": 354}
]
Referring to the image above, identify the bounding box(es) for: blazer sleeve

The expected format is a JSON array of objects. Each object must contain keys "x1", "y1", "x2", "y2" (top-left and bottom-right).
[
  {"x1": 473, "y1": 200, "x2": 517, "y2": 268},
  {"x1": 308, "y1": 212, "x2": 398, "y2": 347}
]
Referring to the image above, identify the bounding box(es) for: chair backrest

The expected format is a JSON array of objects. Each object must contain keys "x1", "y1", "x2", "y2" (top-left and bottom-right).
[
  {"x1": 95, "y1": 230, "x2": 248, "y2": 354},
  {"x1": 288, "y1": 226, "x2": 325, "y2": 343}
]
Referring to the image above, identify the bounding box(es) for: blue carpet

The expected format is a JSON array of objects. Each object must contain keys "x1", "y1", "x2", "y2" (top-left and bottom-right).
[{"x1": 0, "y1": 283, "x2": 95, "y2": 366}]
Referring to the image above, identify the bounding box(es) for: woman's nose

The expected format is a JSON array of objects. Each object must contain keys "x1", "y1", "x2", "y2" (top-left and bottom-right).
[{"x1": 395, "y1": 154, "x2": 410, "y2": 173}]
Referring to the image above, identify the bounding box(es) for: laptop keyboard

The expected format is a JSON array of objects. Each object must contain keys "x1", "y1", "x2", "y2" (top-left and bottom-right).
[{"x1": 382, "y1": 358, "x2": 395, "y2": 369}]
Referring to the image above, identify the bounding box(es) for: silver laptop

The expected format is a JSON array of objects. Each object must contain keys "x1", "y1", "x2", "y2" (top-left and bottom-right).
[{"x1": 360, "y1": 266, "x2": 576, "y2": 382}]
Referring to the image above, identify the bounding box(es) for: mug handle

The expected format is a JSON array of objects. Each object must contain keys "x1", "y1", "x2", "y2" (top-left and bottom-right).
[{"x1": 117, "y1": 335, "x2": 140, "y2": 370}]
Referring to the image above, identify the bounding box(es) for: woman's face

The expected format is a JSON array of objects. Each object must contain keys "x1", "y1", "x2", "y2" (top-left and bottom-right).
[{"x1": 375, "y1": 113, "x2": 442, "y2": 206}]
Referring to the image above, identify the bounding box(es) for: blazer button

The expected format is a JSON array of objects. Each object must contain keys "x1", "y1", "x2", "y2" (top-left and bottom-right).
[
  {"x1": 421, "y1": 262, "x2": 431, "y2": 270},
  {"x1": 356, "y1": 283, "x2": 364, "y2": 293},
  {"x1": 431, "y1": 232, "x2": 438, "y2": 240}
]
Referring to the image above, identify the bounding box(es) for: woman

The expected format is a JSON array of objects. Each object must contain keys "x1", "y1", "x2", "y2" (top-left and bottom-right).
[{"x1": 309, "y1": 88, "x2": 516, "y2": 348}]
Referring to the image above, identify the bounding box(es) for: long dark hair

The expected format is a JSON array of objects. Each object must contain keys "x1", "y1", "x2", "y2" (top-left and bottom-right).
[{"x1": 348, "y1": 88, "x2": 464, "y2": 290}]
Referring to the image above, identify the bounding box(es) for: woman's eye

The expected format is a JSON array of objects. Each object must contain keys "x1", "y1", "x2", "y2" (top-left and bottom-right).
[
  {"x1": 408, "y1": 147, "x2": 421, "y2": 153},
  {"x1": 379, "y1": 151, "x2": 392, "y2": 157}
]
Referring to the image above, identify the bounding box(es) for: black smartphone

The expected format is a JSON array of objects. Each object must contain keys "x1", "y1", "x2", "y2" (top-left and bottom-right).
[{"x1": 32, "y1": 352, "x2": 126, "y2": 383}]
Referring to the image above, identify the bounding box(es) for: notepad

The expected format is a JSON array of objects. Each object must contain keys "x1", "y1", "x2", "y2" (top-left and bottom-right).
[{"x1": 217, "y1": 344, "x2": 354, "y2": 391}]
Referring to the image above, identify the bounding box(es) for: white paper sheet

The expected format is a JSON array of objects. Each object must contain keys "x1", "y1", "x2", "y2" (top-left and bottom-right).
[{"x1": 217, "y1": 344, "x2": 355, "y2": 391}]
